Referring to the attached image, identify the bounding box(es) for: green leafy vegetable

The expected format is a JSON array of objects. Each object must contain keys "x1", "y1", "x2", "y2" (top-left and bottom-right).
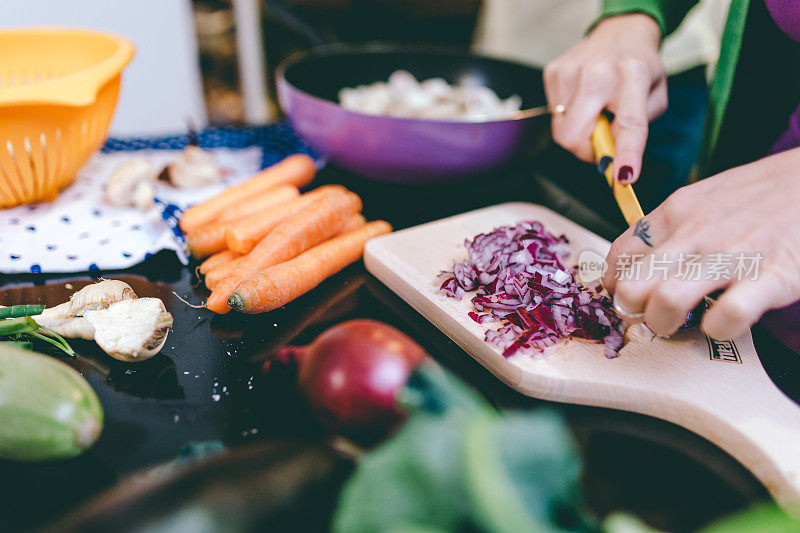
[
  {"x1": 479, "y1": 412, "x2": 590, "y2": 533},
  {"x1": 603, "y1": 512, "x2": 664, "y2": 533},
  {"x1": 335, "y1": 364, "x2": 799, "y2": 533},
  {"x1": 698, "y1": 504, "x2": 800, "y2": 533},
  {"x1": 334, "y1": 414, "x2": 473, "y2": 532},
  {"x1": 334, "y1": 365, "x2": 594, "y2": 533}
]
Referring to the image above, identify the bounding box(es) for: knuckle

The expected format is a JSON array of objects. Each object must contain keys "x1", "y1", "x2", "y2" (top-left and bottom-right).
[
  {"x1": 651, "y1": 102, "x2": 668, "y2": 120},
  {"x1": 551, "y1": 128, "x2": 567, "y2": 148},
  {"x1": 617, "y1": 57, "x2": 650, "y2": 79},
  {"x1": 584, "y1": 61, "x2": 613, "y2": 79},
  {"x1": 703, "y1": 321, "x2": 734, "y2": 342},
  {"x1": 714, "y1": 297, "x2": 752, "y2": 328},
  {"x1": 606, "y1": 241, "x2": 621, "y2": 263},
  {"x1": 565, "y1": 138, "x2": 588, "y2": 154},
  {"x1": 647, "y1": 315, "x2": 679, "y2": 336},
  {"x1": 662, "y1": 186, "x2": 694, "y2": 213},
  {"x1": 654, "y1": 92, "x2": 668, "y2": 114},
  {"x1": 709, "y1": 298, "x2": 754, "y2": 332},
  {"x1": 543, "y1": 63, "x2": 559, "y2": 83},
  {"x1": 553, "y1": 129, "x2": 581, "y2": 152},
  {"x1": 561, "y1": 136, "x2": 581, "y2": 152},
  {"x1": 604, "y1": 242, "x2": 622, "y2": 279},
  {"x1": 580, "y1": 63, "x2": 614, "y2": 89},
  {"x1": 614, "y1": 112, "x2": 648, "y2": 136},
  {"x1": 614, "y1": 283, "x2": 645, "y2": 312},
  {"x1": 653, "y1": 285, "x2": 686, "y2": 314},
  {"x1": 771, "y1": 242, "x2": 800, "y2": 284},
  {"x1": 659, "y1": 196, "x2": 680, "y2": 218}
]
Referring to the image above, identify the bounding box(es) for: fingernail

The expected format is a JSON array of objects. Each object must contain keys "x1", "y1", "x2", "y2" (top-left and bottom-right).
[{"x1": 617, "y1": 166, "x2": 634, "y2": 183}]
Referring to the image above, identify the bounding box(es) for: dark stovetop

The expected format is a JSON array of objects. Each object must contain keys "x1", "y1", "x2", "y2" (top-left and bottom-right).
[{"x1": 2, "y1": 153, "x2": 796, "y2": 532}]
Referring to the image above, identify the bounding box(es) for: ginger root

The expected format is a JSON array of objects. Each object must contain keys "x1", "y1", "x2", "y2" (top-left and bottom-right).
[
  {"x1": 38, "y1": 280, "x2": 137, "y2": 321},
  {"x1": 34, "y1": 281, "x2": 173, "y2": 362}
]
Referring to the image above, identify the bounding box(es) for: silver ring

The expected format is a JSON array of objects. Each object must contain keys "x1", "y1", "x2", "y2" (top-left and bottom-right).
[
  {"x1": 553, "y1": 104, "x2": 566, "y2": 114},
  {"x1": 613, "y1": 297, "x2": 645, "y2": 322}
]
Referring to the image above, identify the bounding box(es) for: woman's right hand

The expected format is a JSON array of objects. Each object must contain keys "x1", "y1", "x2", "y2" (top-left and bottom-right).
[{"x1": 543, "y1": 14, "x2": 667, "y2": 184}]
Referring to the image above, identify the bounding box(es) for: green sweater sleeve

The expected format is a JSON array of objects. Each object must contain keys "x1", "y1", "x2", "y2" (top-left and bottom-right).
[{"x1": 601, "y1": 0, "x2": 699, "y2": 36}]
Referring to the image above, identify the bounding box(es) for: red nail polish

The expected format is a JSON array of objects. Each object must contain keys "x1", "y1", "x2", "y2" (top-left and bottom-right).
[{"x1": 618, "y1": 166, "x2": 634, "y2": 183}]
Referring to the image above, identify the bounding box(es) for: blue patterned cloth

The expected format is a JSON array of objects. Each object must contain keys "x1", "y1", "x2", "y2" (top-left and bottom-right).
[
  {"x1": 102, "y1": 123, "x2": 317, "y2": 244},
  {"x1": 102, "y1": 123, "x2": 316, "y2": 169},
  {"x1": 0, "y1": 123, "x2": 316, "y2": 274}
]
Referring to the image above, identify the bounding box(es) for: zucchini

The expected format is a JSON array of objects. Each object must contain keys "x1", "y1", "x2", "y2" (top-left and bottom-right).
[{"x1": 0, "y1": 344, "x2": 103, "y2": 461}]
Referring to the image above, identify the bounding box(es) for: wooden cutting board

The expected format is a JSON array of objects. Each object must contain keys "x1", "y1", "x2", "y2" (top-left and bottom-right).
[{"x1": 364, "y1": 202, "x2": 800, "y2": 508}]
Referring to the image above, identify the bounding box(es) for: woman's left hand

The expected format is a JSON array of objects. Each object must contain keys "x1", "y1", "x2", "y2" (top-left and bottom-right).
[{"x1": 603, "y1": 147, "x2": 800, "y2": 340}]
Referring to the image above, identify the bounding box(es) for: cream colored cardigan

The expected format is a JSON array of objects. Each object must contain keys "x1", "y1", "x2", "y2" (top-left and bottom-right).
[{"x1": 473, "y1": 0, "x2": 730, "y2": 77}]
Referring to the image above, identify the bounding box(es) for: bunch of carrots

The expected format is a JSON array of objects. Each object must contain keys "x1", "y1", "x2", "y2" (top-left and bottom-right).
[{"x1": 180, "y1": 154, "x2": 391, "y2": 314}]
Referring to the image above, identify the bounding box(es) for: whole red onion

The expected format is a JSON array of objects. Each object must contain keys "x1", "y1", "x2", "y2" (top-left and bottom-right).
[{"x1": 269, "y1": 319, "x2": 429, "y2": 438}]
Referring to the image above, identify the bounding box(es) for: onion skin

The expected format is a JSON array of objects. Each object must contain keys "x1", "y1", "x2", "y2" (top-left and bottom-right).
[{"x1": 269, "y1": 319, "x2": 429, "y2": 439}]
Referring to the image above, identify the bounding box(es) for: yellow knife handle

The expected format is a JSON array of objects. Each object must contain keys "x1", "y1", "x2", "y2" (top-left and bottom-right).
[{"x1": 590, "y1": 115, "x2": 645, "y2": 225}]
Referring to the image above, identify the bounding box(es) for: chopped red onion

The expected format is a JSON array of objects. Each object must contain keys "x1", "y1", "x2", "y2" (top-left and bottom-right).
[{"x1": 439, "y1": 220, "x2": 627, "y2": 358}]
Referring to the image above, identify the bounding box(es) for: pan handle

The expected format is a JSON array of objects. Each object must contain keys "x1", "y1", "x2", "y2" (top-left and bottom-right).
[{"x1": 265, "y1": 0, "x2": 333, "y2": 48}]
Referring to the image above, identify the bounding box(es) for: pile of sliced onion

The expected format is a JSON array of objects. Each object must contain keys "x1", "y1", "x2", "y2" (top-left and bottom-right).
[{"x1": 439, "y1": 221, "x2": 626, "y2": 358}]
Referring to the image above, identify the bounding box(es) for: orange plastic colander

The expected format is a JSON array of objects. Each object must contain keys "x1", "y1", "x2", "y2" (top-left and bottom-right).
[{"x1": 0, "y1": 28, "x2": 134, "y2": 208}]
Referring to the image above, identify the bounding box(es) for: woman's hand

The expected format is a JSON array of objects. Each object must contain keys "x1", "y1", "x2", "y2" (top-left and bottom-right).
[
  {"x1": 544, "y1": 14, "x2": 666, "y2": 184},
  {"x1": 603, "y1": 147, "x2": 800, "y2": 340}
]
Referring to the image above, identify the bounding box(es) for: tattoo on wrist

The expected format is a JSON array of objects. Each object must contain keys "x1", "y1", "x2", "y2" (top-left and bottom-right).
[{"x1": 633, "y1": 218, "x2": 653, "y2": 247}]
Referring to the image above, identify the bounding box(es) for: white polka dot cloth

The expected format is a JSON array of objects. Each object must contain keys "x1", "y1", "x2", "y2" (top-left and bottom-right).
[{"x1": 0, "y1": 147, "x2": 262, "y2": 274}]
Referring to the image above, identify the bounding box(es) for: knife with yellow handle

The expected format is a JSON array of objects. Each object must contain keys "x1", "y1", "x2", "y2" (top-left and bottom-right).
[{"x1": 590, "y1": 115, "x2": 645, "y2": 225}]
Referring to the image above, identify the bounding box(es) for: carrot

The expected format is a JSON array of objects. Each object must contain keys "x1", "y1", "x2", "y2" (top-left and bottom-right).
[
  {"x1": 227, "y1": 220, "x2": 392, "y2": 314},
  {"x1": 216, "y1": 184, "x2": 299, "y2": 222},
  {"x1": 179, "y1": 154, "x2": 316, "y2": 234},
  {"x1": 185, "y1": 220, "x2": 232, "y2": 258},
  {"x1": 186, "y1": 185, "x2": 342, "y2": 258},
  {"x1": 341, "y1": 213, "x2": 366, "y2": 232},
  {"x1": 206, "y1": 192, "x2": 363, "y2": 313},
  {"x1": 205, "y1": 256, "x2": 244, "y2": 290},
  {"x1": 199, "y1": 250, "x2": 240, "y2": 276},
  {"x1": 205, "y1": 214, "x2": 364, "y2": 291},
  {"x1": 225, "y1": 185, "x2": 356, "y2": 254},
  {"x1": 187, "y1": 186, "x2": 300, "y2": 258}
]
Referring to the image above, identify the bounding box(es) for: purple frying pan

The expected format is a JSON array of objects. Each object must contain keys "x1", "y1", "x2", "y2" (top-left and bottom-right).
[{"x1": 276, "y1": 46, "x2": 550, "y2": 183}]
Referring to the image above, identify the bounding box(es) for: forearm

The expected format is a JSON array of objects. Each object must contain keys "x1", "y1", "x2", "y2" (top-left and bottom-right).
[{"x1": 601, "y1": 0, "x2": 699, "y2": 37}]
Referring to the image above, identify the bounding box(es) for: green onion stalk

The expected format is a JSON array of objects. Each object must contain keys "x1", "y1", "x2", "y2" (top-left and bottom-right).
[{"x1": 0, "y1": 307, "x2": 75, "y2": 357}]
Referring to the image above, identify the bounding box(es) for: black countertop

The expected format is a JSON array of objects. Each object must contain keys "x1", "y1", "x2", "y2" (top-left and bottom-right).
[{"x1": 3, "y1": 151, "x2": 795, "y2": 532}]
